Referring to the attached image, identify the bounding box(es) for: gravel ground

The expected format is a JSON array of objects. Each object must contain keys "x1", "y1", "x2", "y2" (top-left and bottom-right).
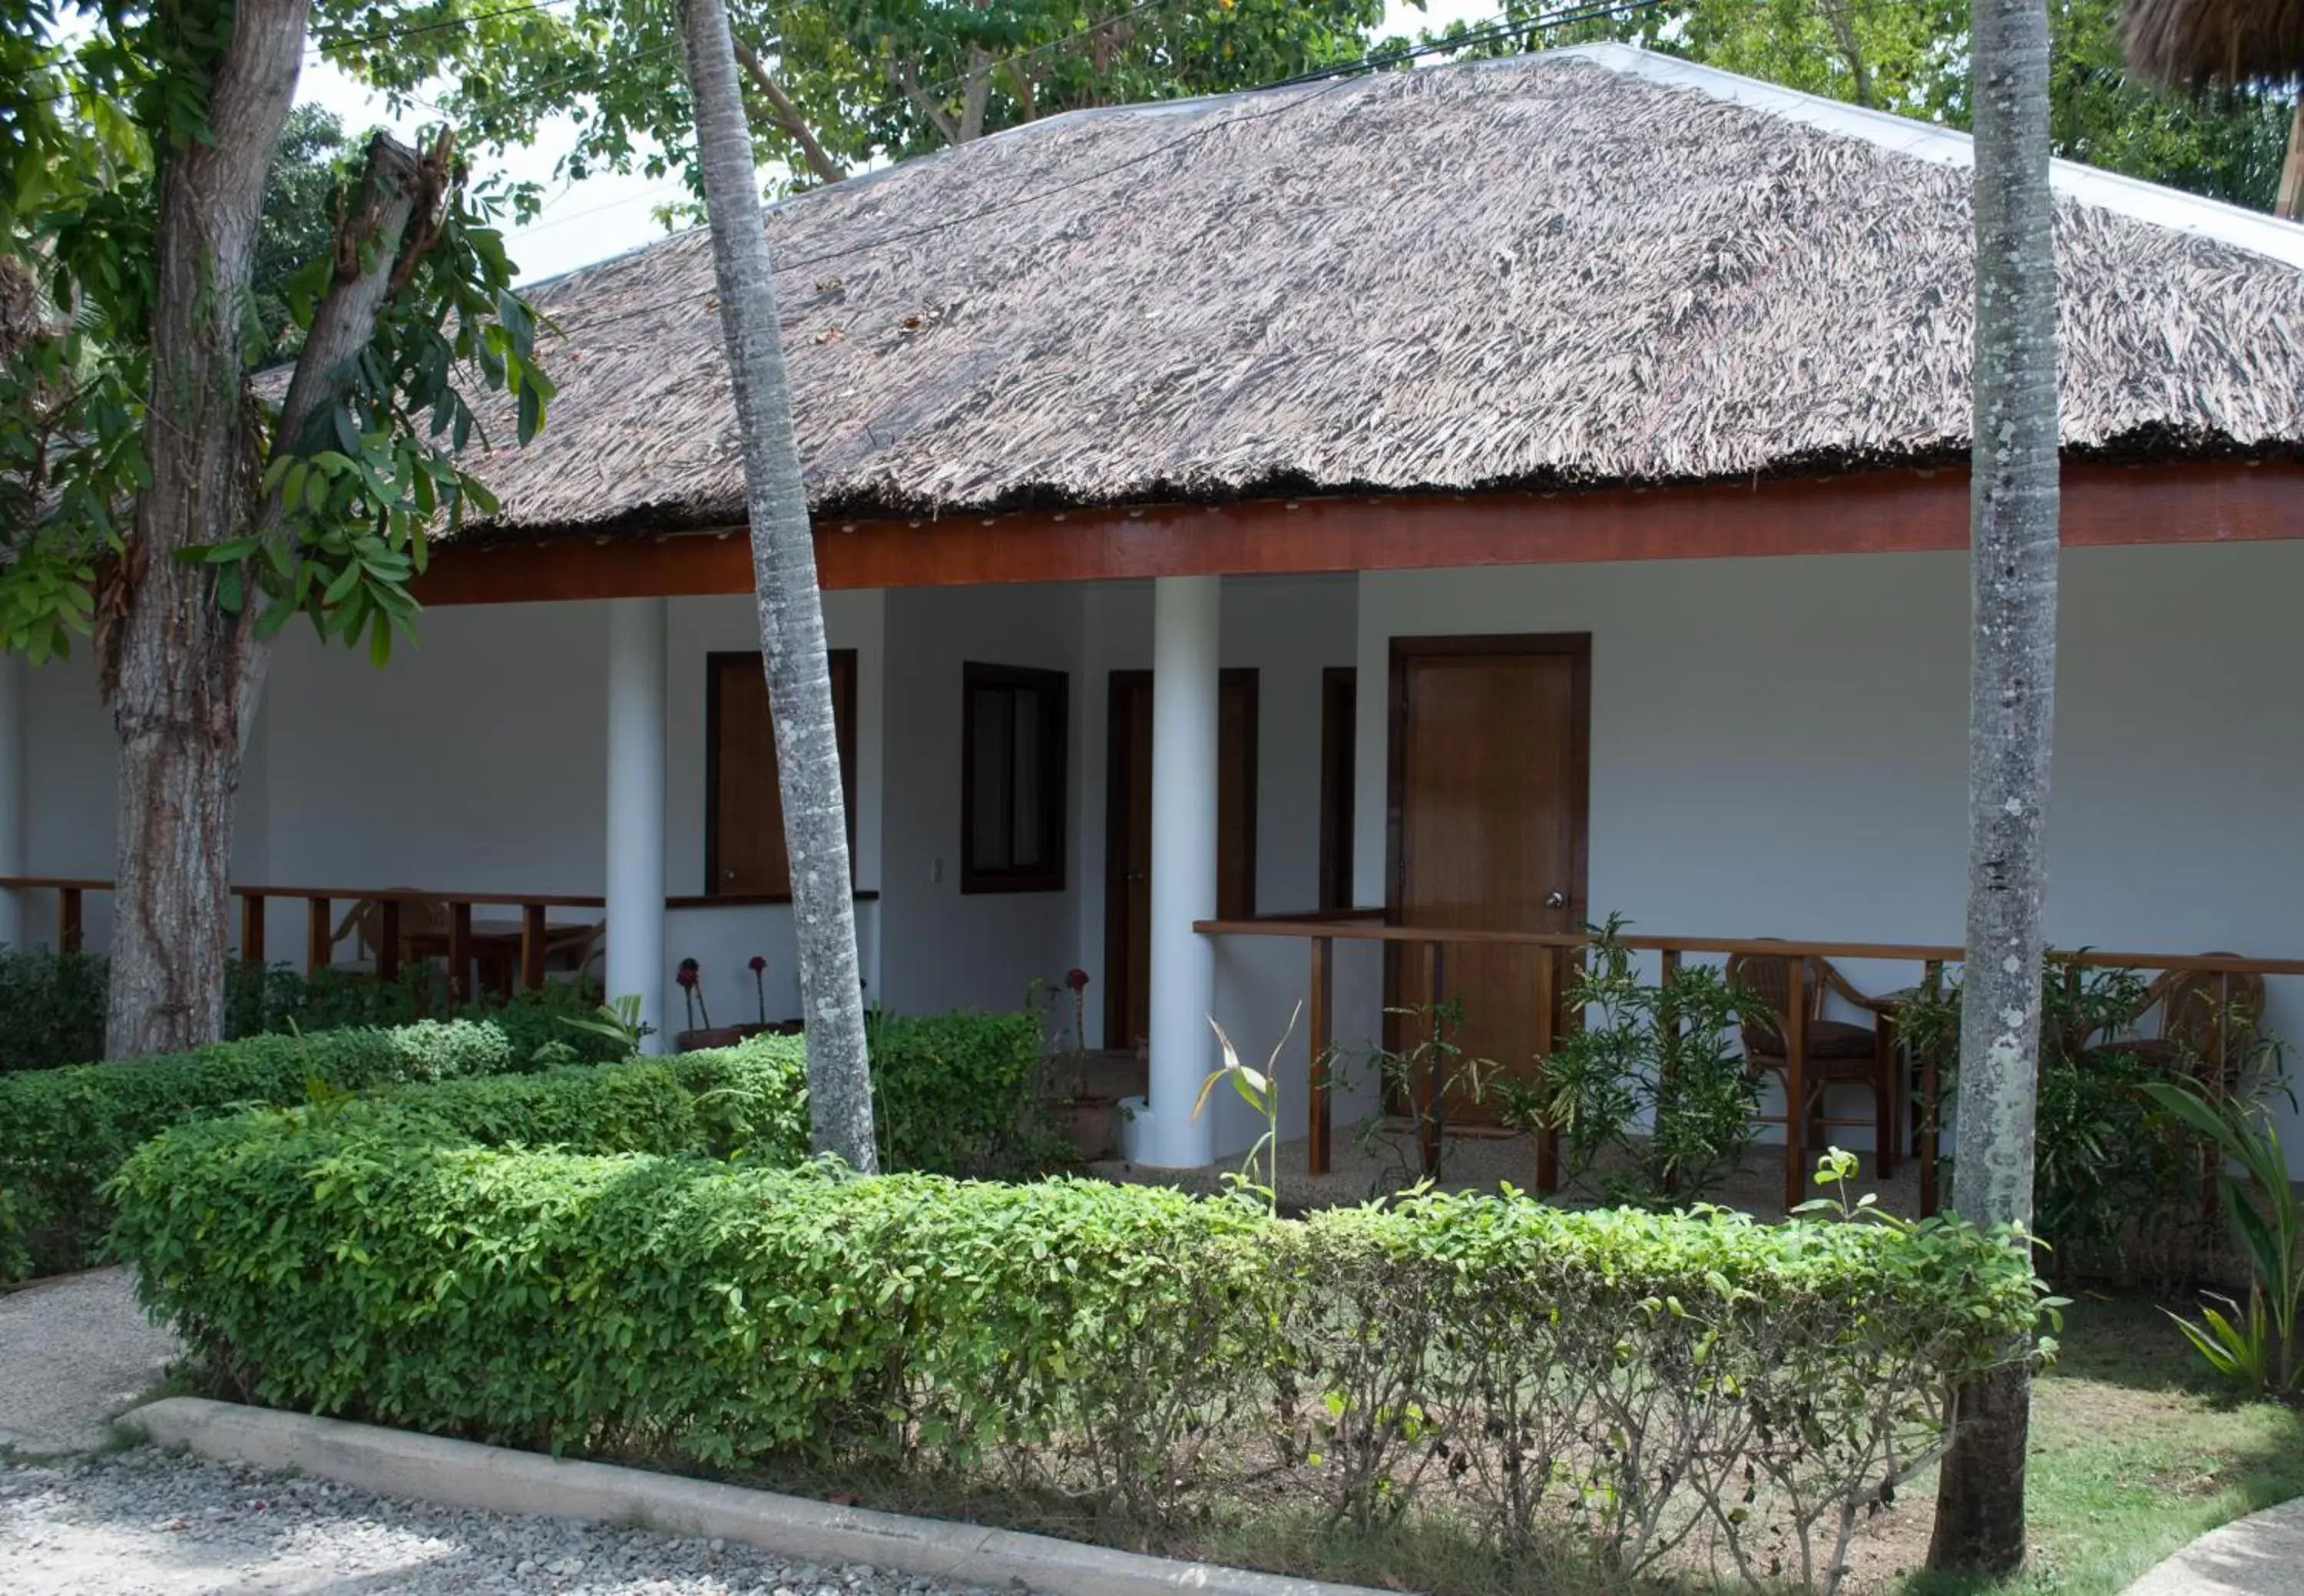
[
  {"x1": 0, "y1": 1268, "x2": 180, "y2": 1455},
  {"x1": 0, "y1": 1448, "x2": 1038, "y2": 1595}
]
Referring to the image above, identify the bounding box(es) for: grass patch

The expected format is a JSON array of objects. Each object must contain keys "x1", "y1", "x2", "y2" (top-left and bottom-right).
[{"x1": 1870, "y1": 1295, "x2": 2304, "y2": 1596}]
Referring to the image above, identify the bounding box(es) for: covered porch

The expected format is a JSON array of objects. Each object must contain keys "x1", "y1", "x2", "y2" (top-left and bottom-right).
[{"x1": 7, "y1": 469, "x2": 2304, "y2": 1194}]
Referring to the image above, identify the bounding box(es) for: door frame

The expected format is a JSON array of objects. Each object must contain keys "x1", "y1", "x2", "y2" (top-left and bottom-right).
[
  {"x1": 1385, "y1": 630, "x2": 1591, "y2": 944},
  {"x1": 1103, "y1": 667, "x2": 1260, "y2": 1047}
]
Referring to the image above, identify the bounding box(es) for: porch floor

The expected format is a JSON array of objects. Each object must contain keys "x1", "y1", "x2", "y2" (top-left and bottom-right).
[{"x1": 1091, "y1": 1129, "x2": 1922, "y2": 1222}]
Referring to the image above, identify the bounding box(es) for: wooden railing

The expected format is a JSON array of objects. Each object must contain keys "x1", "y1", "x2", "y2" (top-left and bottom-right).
[
  {"x1": 0, "y1": 876, "x2": 878, "y2": 1004},
  {"x1": 1197, "y1": 912, "x2": 2304, "y2": 1213}
]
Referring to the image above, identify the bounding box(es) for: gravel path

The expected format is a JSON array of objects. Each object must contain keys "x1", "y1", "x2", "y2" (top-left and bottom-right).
[
  {"x1": 1, "y1": 1449, "x2": 1034, "y2": 1595},
  {"x1": 0, "y1": 1268, "x2": 180, "y2": 1455}
]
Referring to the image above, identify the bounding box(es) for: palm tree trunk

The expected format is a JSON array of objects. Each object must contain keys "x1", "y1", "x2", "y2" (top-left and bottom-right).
[
  {"x1": 1928, "y1": 0, "x2": 2058, "y2": 1574},
  {"x1": 676, "y1": 0, "x2": 878, "y2": 1172}
]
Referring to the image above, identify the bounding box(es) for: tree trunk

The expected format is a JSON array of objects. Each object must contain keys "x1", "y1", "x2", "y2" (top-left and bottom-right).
[
  {"x1": 677, "y1": 0, "x2": 878, "y2": 1172},
  {"x1": 234, "y1": 131, "x2": 432, "y2": 740},
  {"x1": 105, "y1": 0, "x2": 310, "y2": 1059},
  {"x1": 1928, "y1": 0, "x2": 2058, "y2": 1575}
]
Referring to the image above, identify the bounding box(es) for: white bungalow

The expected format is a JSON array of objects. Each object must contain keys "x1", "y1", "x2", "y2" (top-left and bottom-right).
[{"x1": 8, "y1": 45, "x2": 2304, "y2": 1193}]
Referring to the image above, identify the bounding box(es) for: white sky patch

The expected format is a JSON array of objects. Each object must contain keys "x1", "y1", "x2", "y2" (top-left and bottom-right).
[{"x1": 294, "y1": 0, "x2": 1505, "y2": 283}]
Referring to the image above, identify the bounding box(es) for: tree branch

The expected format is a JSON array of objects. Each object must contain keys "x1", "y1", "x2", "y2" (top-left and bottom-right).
[
  {"x1": 1819, "y1": 0, "x2": 1873, "y2": 108},
  {"x1": 892, "y1": 55, "x2": 962, "y2": 145},
  {"x1": 732, "y1": 37, "x2": 845, "y2": 186}
]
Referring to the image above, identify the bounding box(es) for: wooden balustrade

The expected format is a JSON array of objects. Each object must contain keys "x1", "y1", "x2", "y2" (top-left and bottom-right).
[
  {"x1": 0, "y1": 876, "x2": 879, "y2": 1002},
  {"x1": 1197, "y1": 912, "x2": 2304, "y2": 1213}
]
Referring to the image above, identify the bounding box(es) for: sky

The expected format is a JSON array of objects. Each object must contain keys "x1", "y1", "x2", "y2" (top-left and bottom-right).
[{"x1": 294, "y1": 0, "x2": 1502, "y2": 283}]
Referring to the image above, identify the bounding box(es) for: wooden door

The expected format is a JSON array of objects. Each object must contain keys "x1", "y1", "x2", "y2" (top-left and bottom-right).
[
  {"x1": 1104, "y1": 670, "x2": 1259, "y2": 1050},
  {"x1": 706, "y1": 651, "x2": 857, "y2": 896},
  {"x1": 1319, "y1": 667, "x2": 1356, "y2": 911},
  {"x1": 1388, "y1": 637, "x2": 1588, "y2": 1120}
]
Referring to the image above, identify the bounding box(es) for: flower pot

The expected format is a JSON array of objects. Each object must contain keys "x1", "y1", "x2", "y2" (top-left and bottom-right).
[{"x1": 1064, "y1": 1096, "x2": 1120, "y2": 1162}]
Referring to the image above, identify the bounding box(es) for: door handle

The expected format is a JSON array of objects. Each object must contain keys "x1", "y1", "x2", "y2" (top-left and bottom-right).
[
  {"x1": 1127, "y1": 871, "x2": 1147, "y2": 883},
  {"x1": 1545, "y1": 891, "x2": 1568, "y2": 910}
]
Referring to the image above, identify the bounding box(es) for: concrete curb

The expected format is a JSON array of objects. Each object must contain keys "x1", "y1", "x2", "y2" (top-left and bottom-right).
[{"x1": 124, "y1": 1397, "x2": 1398, "y2": 1596}]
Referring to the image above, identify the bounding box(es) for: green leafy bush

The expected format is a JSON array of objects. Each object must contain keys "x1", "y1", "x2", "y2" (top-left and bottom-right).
[
  {"x1": 0, "y1": 948, "x2": 107, "y2": 1075},
  {"x1": 0, "y1": 1018, "x2": 545, "y2": 1280},
  {"x1": 1896, "y1": 959, "x2": 2278, "y2": 1282},
  {"x1": 112, "y1": 1088, "x2": 2047, "y2": 1594},
  {"x1": 0, "y1": 948, "x2": 617, "y2": 1076},
  {"x1": 866, "y1": 1009, "x2": 1053, "y2": 1176}
]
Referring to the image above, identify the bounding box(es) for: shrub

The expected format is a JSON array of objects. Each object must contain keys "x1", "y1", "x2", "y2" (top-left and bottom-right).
[
  {"x1": 866, "y1": 1009, "x2": 1053, "y2": 1176},
  {"x1": 0, "y1": 947, "x2": 107, "y2": 1075},
  {"x1": 111, "y1": 1088, "x2": 2047, "y2": 1594},
  {"x1": 0, "y1": 1018, "x2": 542, "y2": 1280},
  {"x1": 0, "y1": 947, "x2": 619, "y2": 1076}
]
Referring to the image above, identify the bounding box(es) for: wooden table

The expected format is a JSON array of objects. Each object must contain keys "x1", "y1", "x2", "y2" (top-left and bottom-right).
[{"x1": 402, "y1": 918, "x2": 595, "y2": 1001}]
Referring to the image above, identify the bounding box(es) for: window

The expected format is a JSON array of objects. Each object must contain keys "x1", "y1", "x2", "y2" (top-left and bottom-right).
[
  {"x1": 962, "y1": 662, "x2": 1068, "y2": 893},
  {"x1": 706, "y1": 651, "x2": 857, "y2": 899}
]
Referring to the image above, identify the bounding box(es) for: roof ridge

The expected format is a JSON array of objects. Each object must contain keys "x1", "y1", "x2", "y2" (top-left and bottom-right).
[{"x1": 1555, "y1": 41, "x2": 2304, "y2": 271}]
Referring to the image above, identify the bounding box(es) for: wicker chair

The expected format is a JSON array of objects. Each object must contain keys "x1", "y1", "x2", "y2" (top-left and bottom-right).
[
  {"x1": 329, "y1": 893, "x2": 451, "y2": 972},
  {"x1": 2080, "y1": 958, "x2": 2268, "y2": 1088},
  {"x1": 1724, "y1": 947, "x2": 1901, "y2": 1180}
]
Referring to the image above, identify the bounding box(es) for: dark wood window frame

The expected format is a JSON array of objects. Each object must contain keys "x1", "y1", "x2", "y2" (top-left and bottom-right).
[
  {"x1": 703, "y1": 648, "x2": 859, "y2": 900},
  {"x1": 961, "y1": 661, "x2": 1070, "y2": 895}
]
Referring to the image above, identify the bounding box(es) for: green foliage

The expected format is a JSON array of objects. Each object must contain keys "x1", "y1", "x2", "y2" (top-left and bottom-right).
[
  {"x1": 0, "y1": 950, "x2": 616, "y2": 1076},
  {"x1": 110, "y1": 1088, "x2": 2048, "y2": 1591},
  {"x1": 251, "y1": 105, "x2": 359, "y2": 360},
  {"x1": 346, "y1": 0, "x2": 1387, "y2": 212},
  {"x1": 1193, "y1": 1006, "x2": 1298, "y2": 1215},
  {"x1": 1895, "y1": 960, "x2": 2273, "y2": 1280},
  {"x1": 1469, "y1": 0, "x2": 2294, "y2": 210},
  {"x1": 2144, "y1": 1080, "x2": 2302, "y2": 1398},
  {"x1": 0, "y1": 1018, "x2": 548, "y2": 1281},
  {"x1": 1499, "y1": 916, "x2": 1763, "y2": 1203},
  {"x1": 865, "y1": 1009, "x2": 1051, "y2": 1177},
  {"x1": 0, "y1": 947, "x2": 108, "y2": 1076},
  {"x1": 0, "y1": 0, "x2": 548, "y2": 672},
  {"x1": 1339, "y1": 995, "x2": 1499, "y2": 1197}
]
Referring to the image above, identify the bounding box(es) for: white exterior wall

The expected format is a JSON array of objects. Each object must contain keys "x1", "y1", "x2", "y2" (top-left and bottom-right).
[
  {"x1": 15, "y1": 540, "x2": 2304, "y2": 1170},
  {"x1": 1353, "y1": 541, "x2": 2304, "y2": 1164}
]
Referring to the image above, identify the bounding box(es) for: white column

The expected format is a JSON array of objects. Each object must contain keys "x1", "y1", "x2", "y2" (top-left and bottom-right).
[
  {"x1": 1144, "y1": 574, "x2": 1221, "y2": 1167},
  {"x1": 0, "y1": 654, "x2": 22, "y2": 950},
  {"x1": 605, "y1": 598, "x2": 668, "y2": 1054}
]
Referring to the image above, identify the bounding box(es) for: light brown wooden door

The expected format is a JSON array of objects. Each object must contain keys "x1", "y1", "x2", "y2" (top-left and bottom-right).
[
  {"x1": 707, "y1": 651, "x2": 857, "y2": 896},
  {"x1": 1388, "y1": 637, "x2": 1588, "y2": 1119},
  {"x1": 1104, "y1": 670, "x2": 1259, "y2": 1050}
]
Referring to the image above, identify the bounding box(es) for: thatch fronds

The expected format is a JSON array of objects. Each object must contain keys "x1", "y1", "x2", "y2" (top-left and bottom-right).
[
  {"x1": 2124, "y1": 0, "x2": 2304, "y2": 88},
  {"x1": 457, "y1": 50, "x2": 2304, "y2": 543}
]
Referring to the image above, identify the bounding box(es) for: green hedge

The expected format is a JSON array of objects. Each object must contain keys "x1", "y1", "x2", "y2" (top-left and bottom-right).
[
  {"x1": 111, "y1": 1084, "x2": 2047, "y2": 1590},
  {"x1": 0, "y1": 949, "x2": 614, "y2": 1076},
  {"x1": 0, "y1": 1019, "x2": 547, "y2": 1280},
  {"x1": 866, "y1": 1009, "x2": 1048, "y2": 1176}
]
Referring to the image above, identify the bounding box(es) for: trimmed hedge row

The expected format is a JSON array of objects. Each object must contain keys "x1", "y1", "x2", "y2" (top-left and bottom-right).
[
  {"x1": 111, "y1": 1072, "x2": 2047, "y2": 1592},
  {"x1": 0, "y1": 1007, "x2": 1046, "y2": 1285},
  {"x1": 0, "y1": 1020, "x2": 551, "y2": 1280}
]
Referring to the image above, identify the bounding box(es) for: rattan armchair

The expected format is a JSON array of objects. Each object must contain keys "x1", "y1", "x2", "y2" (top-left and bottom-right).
[
  {"x1": 1724, "y1": 946, "x2": 1901, "y2": 1180},
  {"x1": 2079, "y1": 958, "x2": 2268, "y2": 1089}
]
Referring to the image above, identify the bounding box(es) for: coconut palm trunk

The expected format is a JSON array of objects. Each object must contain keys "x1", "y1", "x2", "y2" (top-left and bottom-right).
[
  {"x1": 675, "y1": 0, "x2": 877, "y2": 1172},
  {"x1": 1927, "y1": 0, "x2": 2059, "y2": 1574}
]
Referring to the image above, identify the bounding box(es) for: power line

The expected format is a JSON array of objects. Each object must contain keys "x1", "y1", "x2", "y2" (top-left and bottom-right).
[{"x1": 304, "y1": 0, "x2": 578, "y2": 64}]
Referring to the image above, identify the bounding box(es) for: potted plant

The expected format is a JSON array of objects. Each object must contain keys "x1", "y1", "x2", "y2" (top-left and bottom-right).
[
  {"x1": 673, "y1": 955, "x2": 776, "y2": 1051},
  {"x1": 1049, "y1": 968, "x2": 1118, "y2": 1161}
]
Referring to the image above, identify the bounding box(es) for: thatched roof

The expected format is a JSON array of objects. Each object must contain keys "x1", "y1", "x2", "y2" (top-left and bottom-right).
[
  {"x1": 2124, "y1": 0, "x2": 2304, "y2": 87},
  {"x1": 463, "y1": 44, "x2": 2304, "y2": 542}
]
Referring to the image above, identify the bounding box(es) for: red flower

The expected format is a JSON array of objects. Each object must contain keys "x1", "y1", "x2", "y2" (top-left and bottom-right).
[
  {"x1": 676, "y1": 959, "x2": 700, "y2": 988},
  {"x1": 748, "y1": 955, "x2": 768, "y2": 973},
  {"x1": 1065, "y1": 967, "x2": 1091, "y2": 992}
]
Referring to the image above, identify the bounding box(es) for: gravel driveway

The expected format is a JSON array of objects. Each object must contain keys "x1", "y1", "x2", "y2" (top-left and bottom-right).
[{"x1": 1, "y1": 1449, "x2": 1032, "y2": 1595}]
